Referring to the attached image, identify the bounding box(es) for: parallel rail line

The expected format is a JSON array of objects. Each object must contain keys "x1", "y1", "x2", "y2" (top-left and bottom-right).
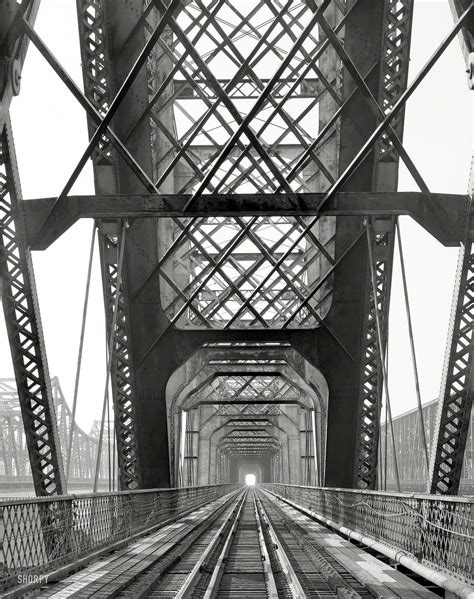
[{"x1": 34, "y1": 488, "x2": 443, "y2": 598}]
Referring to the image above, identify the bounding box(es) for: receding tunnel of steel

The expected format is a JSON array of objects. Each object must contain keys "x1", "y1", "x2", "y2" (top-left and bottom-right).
[{"x1": 166, "y1": 343, "x2": 328, "y2": 486}]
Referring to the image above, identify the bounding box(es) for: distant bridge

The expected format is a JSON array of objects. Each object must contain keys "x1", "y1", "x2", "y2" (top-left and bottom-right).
[{"x1": 0, "y1": 378, "x2": 112, "y2": 493}]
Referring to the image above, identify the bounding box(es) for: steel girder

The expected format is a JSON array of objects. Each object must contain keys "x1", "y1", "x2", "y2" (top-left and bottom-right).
[
  {"x1": 22, "y1": 191, "x2": 467, "y2": 250},
  {"x1": 76, "y1": 0, "x2": 140, "y2": 490},
  {"x1": 429, "y1": 197, "x2": 474, "y2": 495},
  {"x1": 352, "y1": 0, "x2": 413, "y2": 489},
  {"x1": 354, "y1": 216, "x2": 395, "y2": 488},
  {"x1": 96, "y1": 225, "x2": 140, "y2": 489},
  {"x1": 60, "y1": 0, "x2": 455, "y2": 488},
  {"x1": 425, "y1": 0, "x2": 474, "y2": 496},
  {"x1": 0, "y1": 122, "x2": 65, "y2": 496}
]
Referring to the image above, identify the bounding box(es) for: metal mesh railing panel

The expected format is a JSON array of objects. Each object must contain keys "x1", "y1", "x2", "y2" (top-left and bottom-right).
[
  {"x1": 261, "y1": 484, "x2": 473, "y2": 584},
  {"x1": 0, "y1": 484, "x2": 237, "y2": 590}
]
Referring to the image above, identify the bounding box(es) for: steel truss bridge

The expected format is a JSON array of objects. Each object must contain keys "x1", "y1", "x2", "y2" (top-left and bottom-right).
[
  {"x1": 0, "y1": 378, "x2": 113, "y2": 492},
  {"x1": 0, "y1": 0, "x2": 473, "y2": 596}
]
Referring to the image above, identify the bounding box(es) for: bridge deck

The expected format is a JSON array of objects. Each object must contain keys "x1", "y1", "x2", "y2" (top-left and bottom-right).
[{"x1": 29, "y1": 489, "x2": 437, "y2": 599}]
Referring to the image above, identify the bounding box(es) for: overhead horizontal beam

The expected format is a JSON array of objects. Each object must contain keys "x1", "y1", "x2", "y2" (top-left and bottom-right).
[
  {"x1": 199, "y1": 399, "x2": 299, "y2": 405},
  {"x1": 227, "y1": 418, "x2": 273, "y2": 425},
  {"x1": 212, "y1": 371, "x2": 283, "y2": 378},
  {"x1": 227, "y1": 429, "x2": 268, "y2": 433},
  {"x1": 174, "y1": 78, "x2": 325, "y2": 99},
  {"x1": 23, "y1": 191, "x2": 468, "y2": 249},
  {"x1": 225, "y1": 435, "x2": 274, "y2": 440}
]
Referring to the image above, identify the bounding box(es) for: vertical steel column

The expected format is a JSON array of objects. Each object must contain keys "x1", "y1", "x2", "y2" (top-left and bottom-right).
[
  {"x1": 429, "y1": 195, "x2": 474, "y2": 495},
  {"x1": 355, "y1": 218, "x2": 395, "y2": 488},
  {"x1": 98, "y1": 223, "x2": 140, "y2": 489},
  {"x1": 0, "y1": 122, "x2": 65, "y2": 496},
  {"x1": 76, "y1": 0, "x2": 140, "y2": 490},
  {"x1": 353, "y1": 0, "x2": 413, "y2": 489}
]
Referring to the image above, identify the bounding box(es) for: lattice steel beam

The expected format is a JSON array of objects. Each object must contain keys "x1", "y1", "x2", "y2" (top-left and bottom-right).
[
  {"x1": 76, "y1": 0, "x2": 141, "y2": 490},
  {"x1": 0, "y1": 121, "x2": 64, "y2": 496},
  {"x1": 97, "y1": 223, "x2": 140, "y2": 489},
  {"x1": 353, "y1": 0, "x2": 413, "y2": 490},
  {"x1": 429, "y1": 196, "x2": 474, "y2": 495},
  {"x1": 354, "y1": 217, "x2": 395, "y2": 489}
]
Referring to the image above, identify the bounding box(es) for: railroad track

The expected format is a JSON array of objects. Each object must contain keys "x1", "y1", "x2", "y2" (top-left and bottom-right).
[
  {"x1": 256, "y1": 491, "x2": 371, "y2": 598},
  {"x1": 35, "y1": 487, "x2": 440, "y2": 597},
  {"x1": 117, "y1": 488, "x2": 373, "y2": 598},
  {"x1": 121, "y1": 488, "x2": 295, "y2": 598}
]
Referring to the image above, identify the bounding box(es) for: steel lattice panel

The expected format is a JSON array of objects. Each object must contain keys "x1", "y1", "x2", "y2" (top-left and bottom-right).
[
  {"x1": 429, "y1": 210, "x2": 474, "y2": 495},
  {"x1": 77, "y1": 0, "x2": 142, "y2": 490},
  {"x1": 145, "y1": 0, "x2": 344, "y2": 194},
  {"x1": 353, "y1": 0, "x2": 413, "y2": 489},
  {"x1": 76, "y1": 0, "x2": 115, "y2": 164},
  {"x1": 99, "y1": 228, "x2": 140, "y2": 490},
  {"x1": 142, "y1": 0, "x2": 346, "y2": 328},
  {"x1": 355, "y1": 222, "x2": 394, "y2": 488},
  {"x1": 158, "y1": 215, "x2": 335, "y2": 328},
  {"x1": 189, "y1": 373, "x2": 304, "y2": 405},
  {"x1": 0, "y1": 124, "x2": 64, "y2": 496}
]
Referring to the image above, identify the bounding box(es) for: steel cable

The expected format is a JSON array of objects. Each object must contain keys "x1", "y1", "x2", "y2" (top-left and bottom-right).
[
  {"x1": 66, "y1": 223, "x2": 97, "y2": 484},
  {"x1": 396, "y1": 222, "x2": 430, "y2": 470},
  {"x1": 366, "y1": 221, "x2": 401, "y2": 492}
]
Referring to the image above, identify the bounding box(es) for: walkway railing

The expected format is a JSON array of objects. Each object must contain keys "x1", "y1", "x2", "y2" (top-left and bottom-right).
[
  {"x1": 0, "y1": 484, "x2": 238, "y2": 591},
  {"x1": 261, "y1": 484, "x2": 473, "y2": 585}
]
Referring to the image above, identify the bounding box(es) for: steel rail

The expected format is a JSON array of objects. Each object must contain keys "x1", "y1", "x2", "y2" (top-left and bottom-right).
[
  {"x1": 199, "y1": 489, "x2": 280, "y2": 598},
  {"x1": 175, "y1": 488, "x2": 248, "y2": 598},
  {"x1": 254, "y1": 493, "x2": 306, "y2": 598},
  {"x1": 257, "y1": 489, "x2": 368, "y2": 597}
]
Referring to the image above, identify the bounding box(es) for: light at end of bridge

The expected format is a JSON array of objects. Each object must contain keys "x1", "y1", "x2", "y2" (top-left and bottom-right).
[{"x1": 245, "y1": 474, "x2": 256, "y2": 486}]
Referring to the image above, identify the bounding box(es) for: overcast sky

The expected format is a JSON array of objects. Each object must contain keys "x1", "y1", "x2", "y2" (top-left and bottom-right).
[{"x1": 0, "y1": 1, "x2": 472, "y2": 431}]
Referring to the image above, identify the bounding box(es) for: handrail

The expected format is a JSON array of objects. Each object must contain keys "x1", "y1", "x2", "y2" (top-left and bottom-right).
[
  {"x1": 0, "y1": 484, "x2": 239, "y2": 592},
  {"x1": 261, "y1": 484, "x2": 474, "y2": 586}
]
